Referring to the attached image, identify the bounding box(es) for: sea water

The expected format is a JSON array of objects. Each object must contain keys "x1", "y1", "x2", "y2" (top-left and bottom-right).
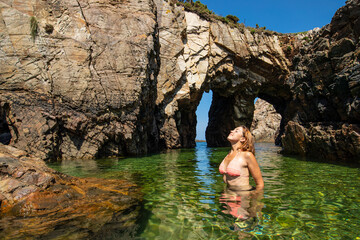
[{"x1": 48, "y1": 142, "x2": 360, "y2": 239}]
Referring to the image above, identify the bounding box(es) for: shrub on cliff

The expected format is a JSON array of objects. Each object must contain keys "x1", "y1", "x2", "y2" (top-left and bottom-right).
[
  {"x1": 174, "y1": 0, "x2": 279, "y2": 35},
  {"x1": 30, "y1": 16, "x2": 38, "y2": 41},
  {"x1": 226, "y1": 15, "x2": 239, "y2": 23},
  {"x1": 180, "y1": 0, "x2": 214, "y2": 20}
]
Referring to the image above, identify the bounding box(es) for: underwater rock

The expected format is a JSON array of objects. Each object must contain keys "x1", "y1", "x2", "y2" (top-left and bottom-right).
[{"x1": 0, "y1": 144, "x2": 143, "y2": 239}]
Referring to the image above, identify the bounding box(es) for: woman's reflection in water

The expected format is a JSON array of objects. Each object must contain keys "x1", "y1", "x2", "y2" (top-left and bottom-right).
[{"x1": 220, "y1": 186, "x2": 264, "y2": 233}]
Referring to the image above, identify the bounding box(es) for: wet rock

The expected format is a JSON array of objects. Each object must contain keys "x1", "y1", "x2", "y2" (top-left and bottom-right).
[
  {"x1": 0, "y1": 144, "x2": 143, "y2": 239},
  {"x1": 281, "y1": 122, "x2": 360, "y2": 162}
]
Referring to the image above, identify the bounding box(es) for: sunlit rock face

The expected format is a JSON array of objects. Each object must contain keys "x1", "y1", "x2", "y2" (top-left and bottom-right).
[
  {"x1": 0, "y1": 0, "x2": 160, "y2": 159},
  {"x1": 0, "y1": 0, "x2": 358, "y2": 162},
  {"x1": 0, "y1": 0, "x2": 293, "y2": 159},
  {"x1": 0, "y1": 144, "x2": 142, "y2": 239},
  {"x1": 155, "y1": 1, "x2": 293, "y2": 149},
  {"x1": 251, "y1": 99, "x2": 281, "y2": 143}
]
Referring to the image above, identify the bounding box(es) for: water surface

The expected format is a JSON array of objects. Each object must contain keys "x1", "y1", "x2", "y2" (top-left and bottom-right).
[{"x1": 48, "y1": 142, "x2": 360, "y2": 239}]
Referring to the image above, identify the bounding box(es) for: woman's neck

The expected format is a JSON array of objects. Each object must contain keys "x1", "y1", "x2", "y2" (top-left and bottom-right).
[{"x1": 230, "y1": 142, "x2": 242, "y2": 152}]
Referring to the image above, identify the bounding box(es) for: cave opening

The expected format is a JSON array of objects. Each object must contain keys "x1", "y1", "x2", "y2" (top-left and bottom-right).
[
  {"x1": 0, "y1": 104, "x2": 12, "y2": 145},
  {"x1": 250, "y1": 97, "x2": 282, "y2": 144},
  {"x1": 195, "y1": 90, "x2": 212, "y2": 142},
  {"x1": 257, "y1": 91, "x2": 289, "y2": 146},
  {"x1": 204, "y1": 83, "x2": 290, "y2": 148}
]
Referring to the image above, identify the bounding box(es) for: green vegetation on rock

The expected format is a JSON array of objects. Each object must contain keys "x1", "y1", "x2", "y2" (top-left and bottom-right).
[
  {"x1": 30, "y1": 16, "x2": 38, "y2": 41},
  {"x1": 173, "y1": 0, "x2": 279, "y2": 35}
]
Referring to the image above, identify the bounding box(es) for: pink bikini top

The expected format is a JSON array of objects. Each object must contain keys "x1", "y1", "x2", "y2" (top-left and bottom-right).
[{"x1": 219, "y1": 152, "x2": 249, "y2": 177}]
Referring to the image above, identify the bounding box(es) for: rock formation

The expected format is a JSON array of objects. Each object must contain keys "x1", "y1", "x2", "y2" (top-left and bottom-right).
[
  {"x1": 280, "y1": 0, "x2": 360, "y2": 161},
  {"x1": 251, "y1": 99, "x2": 281, "y2": 143},
  {"x1": 0, "y1": 144, "x2": 142, "y2": 239},
  {"x1": 0, "y1": 0, "x2": 358, "y2": 162}
]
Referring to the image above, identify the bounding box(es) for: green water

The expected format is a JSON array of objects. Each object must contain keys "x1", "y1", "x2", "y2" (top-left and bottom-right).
[{"x1": 47, "y1": 142, "x2": 360, "y2": 239}]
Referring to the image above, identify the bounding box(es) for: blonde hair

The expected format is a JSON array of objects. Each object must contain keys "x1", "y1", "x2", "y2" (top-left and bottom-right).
[{"x1": 237, "y1": 126, "x2": 255, "y2": 155}]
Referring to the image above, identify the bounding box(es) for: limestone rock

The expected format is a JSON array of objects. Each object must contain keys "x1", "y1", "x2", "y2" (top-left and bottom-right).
[
  {"x1": 0, "y1": 144, "x2": 143, "y2": 239},
  {"x1": 251, "y1": 99, "x2": 281, "y2": 143}
]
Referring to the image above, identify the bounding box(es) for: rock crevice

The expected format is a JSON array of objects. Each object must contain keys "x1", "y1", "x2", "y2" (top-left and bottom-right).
[{"x1": 0, "y1": 0, "x2": 359, "y2": 162}]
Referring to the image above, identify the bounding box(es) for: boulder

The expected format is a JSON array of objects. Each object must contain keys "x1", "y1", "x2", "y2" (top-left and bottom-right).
[{"x1": 0, "y1": 144, "x2": 143, "y2": 239}]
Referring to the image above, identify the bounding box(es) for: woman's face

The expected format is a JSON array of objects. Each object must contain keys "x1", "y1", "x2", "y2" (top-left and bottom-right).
[{"x1": 227, "y1": 127, "x2": 244, "y2": 143}]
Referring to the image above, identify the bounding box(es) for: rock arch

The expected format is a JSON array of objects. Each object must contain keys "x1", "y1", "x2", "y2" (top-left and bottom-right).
[
  {"x1": 0, "y1": 0, "x2": 358, "y2": 162},
  {"x1": 155, "y1": 4, "x2": 293, "y2": 149},
  {"x1": 155, "y1": 0, "x2": 359, "y2": 162}
]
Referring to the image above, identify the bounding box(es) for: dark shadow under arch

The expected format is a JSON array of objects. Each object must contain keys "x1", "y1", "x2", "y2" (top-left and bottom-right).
[{"x1": 0, "y1": 103, "x2": 11, "y2": 145}]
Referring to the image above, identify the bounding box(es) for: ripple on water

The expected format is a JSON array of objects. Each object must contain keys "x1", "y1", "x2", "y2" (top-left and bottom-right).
[{"x1": 47, "y1": 142, "x2": 360, "y2": 239}]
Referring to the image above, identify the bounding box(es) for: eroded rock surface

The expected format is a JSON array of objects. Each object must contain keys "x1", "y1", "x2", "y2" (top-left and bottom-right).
[
  {"x1": 251, "y1": 99, "x2": 281, "y2": 143},
  {"x1": 0, "y1": 0, "x2": 359, "y2": 162},
  {"x1": 0, "y1": 144, "x2": 143, "y2": 239},
  {"x1": 0, "y1": 0, "x2": 160, "y2": 159},
  {"x1": 280, "y1": 0, "x2": 360, "y2": 161}
]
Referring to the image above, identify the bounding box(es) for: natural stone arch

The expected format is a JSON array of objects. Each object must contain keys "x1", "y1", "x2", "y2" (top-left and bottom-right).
[
  {"x1": 205, "y1": 67, "x2": 292, "y2": 147},
  {"x1": 155, "y1": 3, "x2": 295, "y2": 150},
  {"x1": 0, "y1": 0, "x2": 357, "y2": 162},
  {"x1": 0, "y1": 0, "x2": 297, "y2": 160}
]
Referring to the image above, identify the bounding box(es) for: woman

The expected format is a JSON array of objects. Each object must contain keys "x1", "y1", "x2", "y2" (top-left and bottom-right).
[
  {"x1": 219, "y1": 126, "x2": 264, "y2": 220},
  {"x1": 219, "y1": 126, "x2": 264, "y2": 191}
]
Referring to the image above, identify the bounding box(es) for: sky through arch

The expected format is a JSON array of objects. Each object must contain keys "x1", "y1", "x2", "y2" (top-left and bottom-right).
[{"x1": 194, "y1": 0, "x2": 346, "y2": 140}]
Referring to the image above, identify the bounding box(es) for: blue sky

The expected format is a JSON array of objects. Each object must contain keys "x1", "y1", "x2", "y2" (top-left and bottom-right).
[
  {"x1": 200, "y1": 0, "x2": 345, "y2": 33},
  {"x1": 195, "y1": 0, "x2": 346, "y2": 140}
]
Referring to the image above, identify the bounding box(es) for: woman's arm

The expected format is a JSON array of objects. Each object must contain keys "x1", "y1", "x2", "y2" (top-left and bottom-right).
[{"x1": 245, "y1": 152, "x2": 264, "y2": 190}]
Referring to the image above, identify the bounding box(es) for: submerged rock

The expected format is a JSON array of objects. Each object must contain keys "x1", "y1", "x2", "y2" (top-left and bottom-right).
[{"x1": 0, "y1": 144, "x2": 143, "y2": 239}]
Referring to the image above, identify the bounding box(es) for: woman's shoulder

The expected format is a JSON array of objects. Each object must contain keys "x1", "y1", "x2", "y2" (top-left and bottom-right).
[
  {"x1": 238, "y1": 151, "x2": 254, "y2": 157},
  {"x1": 238, "y1": 151, "x2": 255, "y2": 161}
]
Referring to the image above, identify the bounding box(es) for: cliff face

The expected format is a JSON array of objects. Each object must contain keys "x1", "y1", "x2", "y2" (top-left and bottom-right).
[
  {"x1": 0, "y1": 0, "x2": 359, "y2": 162},
  {"x1": 251, "y1": 99, "x2": 281, "y2": 143},
  {"x1": 281, "y1": 0, "x2": 360, "y2": 161},
  {"x1": 0, "y1": 0, "x2": 160, "y2": 159}
]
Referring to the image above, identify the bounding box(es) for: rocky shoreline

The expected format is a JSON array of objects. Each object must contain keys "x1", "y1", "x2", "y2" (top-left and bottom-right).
[
  {"x1": 0, "y1": 0, "x2": 359, "y2": 163},
  {"x1": 0, "y1": 0, "x2": 359, "y2": 238},
  {"x1": 0, "y1": 144, "x2": 143, "y2": 239}
]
